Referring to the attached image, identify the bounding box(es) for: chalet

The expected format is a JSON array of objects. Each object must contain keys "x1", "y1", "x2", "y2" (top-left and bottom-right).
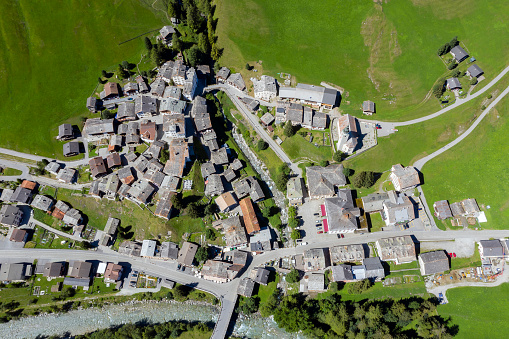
[
  {"x1": 237, "y1": 278, "x2": 255, "y2": 297},
  {"x1": 0, "y1": 205, "x2": 23, "y2": 227},
  {"x1": 221, "y1": 216, "x2": 248, "y2": 248},
  {"x1": 461, "y1": 198, "x2": 480, "y2": 217},
  {"x1": 146, "y1": 140, "x2": 165, "y2": 159},
  {"x1": 31, "y1": 194, "x2": 54, "y2": 212},
  {"x1": 108, "y1": 134, "x2": 122, "y2": 152},
  {"x1": 211, "y1": 147, "x2": 229, "y2": 165},
  {"x1": 140, "y1": 121, "x2": 157, "y2": 142},
  {"x1": 205, "y1": 174, "x2": 224, "y2": 196},
  {"x1": 450, "y1": 45, "x2": 469, "y2": 62},
  {"x1": 215, "y1": 191, "x2": 238, "y2": 212},
  {"x1": 287, "y1": 177, "x2": 305, "y2": 206},
  {"x1": 87, "y1": 96, "x2": 99, "y2": 113},
  {"x1": 286, "y1": 103, "x2": 303, "y2": 125},
  {"x1": 252, "y1": 267, "x2": 270, "y2": 285},
  {"x1": 45, "y1": 161, "x2": 61, "y2": 175},
  {"x1": 157, "y1": 60, "x2": 174, "y2": 82},
  {"x1": 155, "y1": 190, "x2": 174, "y2": 220},
  {"x1": 361, "y1": 192, "x2": 389, "y2": 213},
  {"x1": 215, "y1": 67, "x2": 230, "y2": 83},
  {"x1": 150, "y1": 78, "x2": 166, "y2": 97},
  {"x1": 104, "y1": 174, "x2": 120, "y2": 200},
  {"x1": 159, "y1": 241, "x2": 179, "y2": 259},
  {"x1": 227, "y1": 73, "x2": 246, "y2": 91},
  {"x1": 52, "y1": 200, "x2": 70, "y2": 220},
  {"x1": 202, "y1": 260, "x2": 232, "y2": 283},
  {"x1": 104, "y1": 263, "x2": 123, "y2": 282},
  {"x1": 63, "y1": 141, "x2": 80, "y2": 157},
  {"x1": 223, "y1": 168, "x2": 236, "y2": 182},
  {"x1": 389, "y1": 164, "x2": 420, "y2": 191},
  {"x1": 117, "y1": 102, "x2": 137, "y2": 121},
  {"x1": 135, "y1": 95, "x2": 158, "y2": 118},
  {"x1": 163, "y1": 139, "x2": 190, "y2": 177},
  {"x1": 63, "y1": 208, "x2": 82, "y2": 226},
  {"x1": 89, "y1": 157, "x2": 107, "y2": 178},
  {"x1": 11, "y1": 186, "x2": 32, "y2": 204},
  {"x1": 233, "y1": 176, "x2": 265, "y2": 202},
  {"x1": 0, "y1": 263, "x2": 32, "y2": 282},
  {"x1": 231, "y1": 158, "x2": 243, "y2": 171},
  {"x1": 467, "y1": 64, "x2": 484, "y2": 78},
  {"x1": 104, "y1": 217, "x2": 119, "y2": 236},
  {"x1": 160, "y1": 25, "x2": 176, "y2": 42},
  {"x1": 83, "y1": 118, "x2": 114, "y2": 138},
  {"x1": 201, "y1": 161, "x2": 216, "y2": 179},
  {"x1": 446, "y1": 77, "x2": 462, "y2": 91},
  {"x1": 136, "y1": 75, "x2": 149, "y2": 93},
  {"x1": 43, "y1": 262, "x2": 65, "y2": 278},
  {"x1": 58, "y1": 124, "x2": 74, "y2": 140},
  {"x1": 128, "y1": 180, "x2": 156, "y2": 204},
  {"x1": 160, "y1": 175, "x2": 180, "y2": 192},
  {"x1": 419, "y1": 251, "x2": 449, "y2": 275},
  {"x1": 433, "y1": 200, "x2": 453, "y2": 220},
  {"x1": 123, "y1": 82, "x2": 138, "y2": 96},
  {"x1": 106, "y1": 152, "x2": 122, "y2": 169},
  {"x1": 56, "y1": 168, "x2": 77, "y2": 183},
  {"x1": 362, "y1": 100, "x2": 375, "y2": 115},
  {"x1": 100, "y1": 82, "x2": 121, "y2": 100},
  {"x1": 178, "y1": 241, "x2": 198, "y2": 266}
]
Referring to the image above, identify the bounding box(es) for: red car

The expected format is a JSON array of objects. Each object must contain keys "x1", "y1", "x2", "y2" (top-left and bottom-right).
[
  {"x1": 452, "y1": 253, "x2": 457, "y2": 258},
  {"x1": 340, "y1": 234, "x2": 345, "y2": 238},
  {"x1": 317, "y1": 231, "x2": 323, "y2": 234}
]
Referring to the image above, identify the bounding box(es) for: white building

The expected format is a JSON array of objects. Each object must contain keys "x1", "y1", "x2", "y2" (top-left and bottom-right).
[{"x1": 252, "y1": 75, "x2": 277, "y2": 101}]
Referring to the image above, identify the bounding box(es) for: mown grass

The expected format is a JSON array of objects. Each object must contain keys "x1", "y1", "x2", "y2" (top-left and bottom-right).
[
  {"x1": 438, "y1": 283, "x2": 509, "y2": 338},
  {"x1": 216, "y1": 0, "x2": 509, "y2": 121},
  {"x1": 422, "y1": 91, "x2": 509, "y2": 229},
  {"x1": 0, "y1": 167, "x2": 22, "y2": 176},
  {"x1": 0, "y1": 0, "x2": 165, "y2": 157}
]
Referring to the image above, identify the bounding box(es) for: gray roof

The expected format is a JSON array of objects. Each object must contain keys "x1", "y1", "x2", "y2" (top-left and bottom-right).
[
  {"x1": 363, "y1": 257, "x2": 385, "y2": 280},
  {"x1": 0, "y1": 189, "x2": 14, "y2": 202},
  {"x1": 63, "y1": 277, "x2": 91, "y2": 287},
  {"x1": 177, "y1": 241, "x2": 198, "y2": 266},
  {"x1": 104, "y1": 217, "x2": 119, "y2": 235},
  {"x1": 279, "y1": 83, "x2": 339, "y2": 107},
  {"x1": 461, "y1": 198, "x2": 480, "y2": 215},
  {"x1": 479, "y1": 240, "x2": 504, "y2": 257},
  {"x1": 227, "y1": 73, "x2": 246, "y2": 90},
  {"x1": 68, "y1": 261, "x2": 92, "y2": 279},
  {"x1": 211, "y1": 147, "x2": 229, "y2": 165},
  {"x1": 11, "y1": 186, "x2": 32, "y2": 204},
  {"x1": 63, "y1": 142, "x2": 80, "y2": 156},
  {"x1": 362, "y1": 192, "x2": 389, "y2": 213},
  {"x1": 128, "y1": 180, "x2": 156, "y2": 204},
  {"x1": 287, "y1": 177, "x2": 305, "y2": 201},
  {"x1": 253, "y1": 75, "x2": 277, "y2": 96},
  {"x1": 216, "y1": 67, "x2": 230, "y2": 80},
  {"x1": 83, "y1": 118, "x2": 114, "y2": 136},
  {"x1": 467, "y1": 64, "x2": 484, "y2": 78},
  {"x1": 160, "y1": 25, "x2": 175, "y2": 39},
  {"x1": 303, "y1": 248, "x2": 330, "y2": 271},
  {"x1": 237, "y1": 278, "x2": 255, "y2": 297},
  {"x1": 201, "y1": 162, "x2": 216, "y2": 179},
  {"x1": 383, "y1": 191, "x2": 415, "y2": 225},
  {"x1": 163, "y1": 86, "x2": 182, "y2": 99},
  {"x1": 434, "y1": 200, "x2": 453, "y2": 220},
  {"x1": 260, "y1": 113, "x2": 275, "y2": 125},
  {"x1": 86, "y1": 96, "x2": 97, "y2": 108},
  {"x1": 31, "y1": 195, "x2": 54, "y2": 212},
  {"x1": 58, "y1": 124, "x2": 73, "y2": 139},
  {"x1": 312, "y1": 112, "x2": 327, "y2": 129},
  {"x1": 117, "y1": 166, "x2": 135, "y2": 184},
  {"x1": 118, "y1": 241, "x2": 142, "y2": 257},
  {"x1": 450, "y1": 45, "x2": 468, "y2": 61},
  {"x1": 123, "y1": 82, "x2": 138, "y2": 93},
  {"x1": 221, "y1": 216, "x2": 248, "y2": 247},
  {"x1": 223, "y1": 168, "x2": 237, "y2": 182},
  {"x1": 205, "y1": 174, "x2": 225, "y2": 196},
  {"x1": 159, "y1": 241, "x2": 179, "y2": 259},
  {"x1": 135, "y1": 95, "x2": 158, "y2": 115},
  {"x1": 194, "y1": 113, "x2": 212, "y2": 132},
  {"x1": 449, "y1": 202, "x2": 465, "y2": 217},
  {"x1": 390, "y1": 164, "x2": 420, "y2": 191},
  {"x1": 447, "y1": 77, "x2": 462, "y2": 89},
  {"x1": 45, "y1": 161, "x2": 61, "y2": 174},
  {"x1": 253, "y1": 267, "x2": 270, "y2": 285},
  {"x1": 331, "y1": 264, "x2": 353, "y2": 281},
  {"x1": 329, "y1": 244, "x2": 366, "y2": 263},
  {"x1": 324, "y1": 191, "x2": 357, "y2": 232},
  {"x1": 160, "y1": 98, "x2": 186, "y2": 114},
  {"x1": 286, "y1": 103, "x2": 303, "y2": 124},
  {"x1": 117, "y1": 102, "x2": 137, "y2": 120},
  {"x1": 230, "y1": 158, "x2": 243, "y2": 171},
  {"x1": 155, "y1": 190, "x2": 174, "y2": 220},
  {"x1": 362, "y1": 100, "x2": 375, "y2": 112},
  {"x1": 141, "y1": 240, "x2": 157, "y2": 257},
  {"x1": 376, "y1": 236, "x2": 416, "y2": 263},
  {"x1": 0, "y1": 263, "x2": 31, "y2": 281},
  {"x1": 306, "y1": 164, "x2": 346, "y2": 198},
  {"x1": 191, "y1": 96, "x2": 208, "y2": 115},
  {"x1": 419, "y1": 251, "x2": 449, "y2": 275},
  {"x1": 56, "y1": 167, "x2": 77, "y2": 183},
  {"x1": 0, "y1": 205, "x2": 23, "y2": 226},
  {"x1": 233, "y1": 176, "x2": 265, "y2": 201},
  {"x1": 150, "y1": 78, "x2": 166, "y2": 97}
]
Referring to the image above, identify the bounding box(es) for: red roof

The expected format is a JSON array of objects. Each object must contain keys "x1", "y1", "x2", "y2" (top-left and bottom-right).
[
  {"x1": 321, "y1": 204, "x2": 326, "y2": 217},
  {"x1": 323, "y1": 219, "x2": 329, "y2": 233}
]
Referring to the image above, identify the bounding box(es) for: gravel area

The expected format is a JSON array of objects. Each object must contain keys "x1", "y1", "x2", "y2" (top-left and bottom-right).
[{"x1": 419, "y1": 238, "x2": 475, "y2": 257}]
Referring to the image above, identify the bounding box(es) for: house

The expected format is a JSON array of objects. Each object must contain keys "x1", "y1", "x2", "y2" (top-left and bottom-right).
[
  {"x1": 324, "y1": 190, "x2": 358, "y2": 234},
  {"x1": 136, "y1": 75, "x2": 149, "y2": 93},
  {"x1": 312, "y1": 112, "x2": 327, "y2": 130},
  {"x1": 450, "y1": 45, "x2": 469, "y2": 62},
  {"x1": 43, "y1": 262, "x2": 65, "y2": 278},
  {"x1": 382, "y1": 191, "x2": 415, "y2": 226},
  {"x1": 0, "y1": 189, "x2": 13, "y2": 202},
  {"x1": 10, "y1": 229, "x2": 28, "y2": 243},
  {"x1": 163, "y1": 114, "x2": 187, "y2": 139},
  {"x1": 106, "y1": 152, "x2": 122, "y2": 169},
  {"x1": 87, "y1": 96, "x2": 99, "y2": 113},
  {"x1": 260, "y1": 113, "x2": 275, "y2": 127},
  {"x1": 479, "y1": 240, "x2": 504, "y2": 258},
  {"x1": 237, "y1": 278, "x2": 255, "y2": 297},
  {"x1": 241, "y1": 97, "x2": 260, "y2": 111},
  {"x1": 220, "y1": 216, "x2": 248, "y2": 248},
  {"x1": 83, "y1": 118, "x2": 115, "y2": 138},
  {"x1": 89, "y1": 157, "x2": 107, "y2": 178},
  {"x1": 337, "y1": 114, "x2": 359, "y2": 154},
  {"x1": 418, "y1": 251, "x2": 449, "y2": 275},
  {"x1": 363, "y1": 257, "x2": 385, "y2": 281},
  {"x1": 196, "y1": 65, "x2": 211, "y2": 82},
  {"x1": 150, "y1": 78, "x2": 166, "y2": 97},
  {"x1": 163, "y1": 86, "x2": 182, "y2": 99},
  {"x1": 159, "y1": 241, "x2": 179, "y2": 259},
  {"x1": 467, "y1": 64, "x2": 484, "y2": 78},
  {"x1": 302, "y1": 107, "x2": 313, "y2": 129},
  {"x1": 0, "y1": 263, "x2": 32, "y2": 282},
  {"x1": 278, "y1": 83, "x2": 339, "y2": 109},
  {"x1": 20, "y1": 180, "x2": 36, "y2": 190},
  {"x1": 141, "y1": 240, "x2": 157, "y2": 257},
  {"x1": 55, "y1": 167, "x2": 76, "y2": 184},
  {"x1": 232, "y1": 176, "x2": 265, "y2": 202},
  {"x1": 159, "y1": 98, "x2": 186, "y2": 115},
  {"x1": 52, "y1": 200, "x2": 70, "y2": 220},
  {"x1": 252, "y1": 267, "x2": 270, "y2": 285},
  {"x1": 157, "y1": 60, "x2": 174, "y2": 82},
  {"x1": 63, "y1": 141, "x2": 80, "y2": 157},
  {"x1": 104, "y1": 263, "x2": 123, "y2": 282},
  {"x1": 286, "y1": 177, "x2": 305, "y2": 206},
  {"x1": 100, "y1": 82, "x2": 121, "y2": 99},
  {"x1": 159, "y1": 25, "x2": 176, "y2": 42},
  {"x1": 182, "y1": 68, "x2": 198, "y2": 100},
  {"x1": 389, "y1": 164, "x2": 420, "y2": 191},
  {"x1": 361, "y1": 192, "x2": 389, "y2": 213},
  {"x1": 461, "y1": 198, "x2": 480, "y2": 217},
  {"x1": 201, "y1": 162, "x2": 216, "y2": 179},
  {"x1": 275, "y1": 102, "x2": 288, "y2": 124},
  {"x1": 135, "y1": 95, "x2": 158, "y2": 118},
  {"x1": 178, "y1": 241, "x2": 198, "y2": 266},
  {"x1": 163, "y1": 139, "x2": 190, "y2": 177},
  {"x1": 240, "y1": 197, "x2": 260, "y2": 235},
  {"x1": 144, "y1": 161, "x2": 166, "y2": 187},
  {"x1": 201, "y1": 260, "x2": 232, "y2": 283},
  {"x1": 329, "y1": 244, "x2": 366, "y2": 264},
  {"x1": 58, "y1": 124, "x2": 74, "y2": 140},
  {"x1": 433, "y1": 200, "x2": 453, "y2": 220},
  {"x1": 362, "y1": 100, "x2": 376, "y2": 115},
  {"x1": 376, "y1": 236, "x2": 416, "y2": 264},
  {"x1": 128, "y1": 180, "x2": 156, "y2": 204},
  {"x1": 155, "y1": 190, "x2": 175, "y2": 220},
  {"x1": 11, "y1": 186, "x2": 32, "y2": 204},
  {"x1": 68, "y1": 261, "x2": 92, "y2": 279},
  {"x1": 306, "y1": 164, "x2": 346, "y2": 199},
  {"x1": 303, "y1": 248, "x2": 330, "y2": 271},
  {"x1": 102, "y1": 218, "x2": 119, "y2": 237},
  {"x1": 133, "y1": 154, "x2": 150, "y2": 173},
  {"x1": 249, "y1": 227, "x2": 273, "y2": 252},
  {"x1": 300, "y1": 273, "x2": 325, "y2": 293},
  {"x1": 123, "y1": 82, "x2": 138, "y2": 96},
  {"x1": 215, "y1": 192, "x2": 238, "y2": 212},
  {"x1": 211, "y1": 147, "x2": 229, "y2": 165},
  {"x1": 160, "y1": 175, "x2": 180, "y2": 192},
  {"x1": 216, "y1": 67, "x2": 230, "y2": 83},
  {"x1": 205, "y1": 174, "x2": 224, "y2": 196},
  {"x1": 63, "y1": 277, "x2": 91, "y2": 288},
  {"x1": 231, "y1": 158, "x2": 243, "y2": 171},
  {"x1": 446, "y1": 78, "x2": 462, "y2": 90},
  {"x1": 252, "y1": 75, "x2": 277, "y2": 101},
  {"x1": 31, "y1": 194, "x2": 54, "y2": 212},
  {"x1": 449, "y1": 202, "x2": 465, "y2": 217},
  {"x1": 117, "y1": 102, "x2": 137, "y2": 121},
  {"x1": 45, "y1": 161, "x2": 61, "y2": 175},
  {"x1": 331, "y1": 264, "x2": 354, "y2": 282},
  {"x1": 63, "y1": 208, "x2": 82, "y2": 226},
  {"x1": 146, "y1": 140, "x2": 165, "y2": 159},
  {"x1": 286, "y1": 103, "x2": 303, "y2": 125},
  {"x1": 140, "y1": 121, "x2": 157, "y2": 142},
  {"x1": 118, "y1": 241, "x2": 142, "y2": 257},
  {"x1": 118, "y1": 166, "x2": 135, "y2": 185},
  {"x1": 227, "y1": 73, "x2": 246, "y2": 91},
  {"x1": 194, "y1": 113, "x2": 213, "y2": 133},
  {"x1": 223, "y1": 168, "x2": 237, "y2": 182}
]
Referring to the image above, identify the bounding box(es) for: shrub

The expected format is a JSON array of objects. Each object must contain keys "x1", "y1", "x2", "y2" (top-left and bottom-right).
[
  {"x1": 447, "y1": 62, "x2": 457, "y2": 70},
  {"x1": 286, "y1": 269, "x2": 300, "y2": 283},
  {"x1": 257, "y1": 140, "x2": 269, "y2": 151},
  {"x1": 284, "y1": 121, "x2": 296, "y2": 137},
  {"x1": 487, "y1": 94, "x2": 493, "y2": 99},
  {"x1": 470, "y1": 78, "x2": 478, "y2": 86},
  {"x1": 347, "y1": 279, "x2": 373, "y2": 294},
  {"x1": 333, "y1": 151, "x2": 344, "y2": 162}
]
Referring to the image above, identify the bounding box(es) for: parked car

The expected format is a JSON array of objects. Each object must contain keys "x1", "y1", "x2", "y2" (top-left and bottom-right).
[
  {"x1": 299, "y1": 242, "x2": 308, "y2": 246},
  {"x1": 177, "y1": 264, "x2": 182, "y2": 270},
  {"x1": 317, "y1": 231, "x2": 323, "y2": 234},
  {"x1": 375, "y1": 124, "x2": 382, "y2": 129},
  {"x1": 340, "y1": 234, "x2": 344, "y2": 238},
  {"x1": 315, "y1": 220, "x2": 321, "y2": 223}
]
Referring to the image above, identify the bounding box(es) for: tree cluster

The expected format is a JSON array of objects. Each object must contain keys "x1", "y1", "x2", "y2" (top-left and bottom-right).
[
  {"x1": 437, "y1": 36, "x2": 459, "y2": 56},
  {"x1": 433, "y1": 78, "x2": 446, "y2": 98},
  {"x1": 195, "y1": 246, "x2": 209, "y2": 263},
  {"x1": 285, "y1": 269, "x2": 300, "y2": 283},
  {"x1": 352, "y1": 171, "x2": 376, "y2": 188},
  {"x1": 274, "y1": 163, "x2": 291, "y2": 192},
  {"x1": 33, "y1": 159, "x2": 49, "y2": 175},
  {"x1": 283, "y1": 121, "x2": 297, "y2": 137},
  {"x1": 347, "y1": 279, "x2": 373, "y2": 294}
]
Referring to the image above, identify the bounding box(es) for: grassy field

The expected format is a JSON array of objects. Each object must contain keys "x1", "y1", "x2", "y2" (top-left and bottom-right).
[
  {"x1": 216, "y1": 0, "x2": 509, "y2": 121},
  {"x1": 0, "y1": 0, "x2": 165, "y2": 157},
  {"x1": 422, "y1": 92, "x2": 509, "y2": 229},
  {"x1": 0, "y1": 167, "x2": 22, "y2": 176},
  {"x1": 438, "y1": 283, "x2": 509, "y2": 338}
]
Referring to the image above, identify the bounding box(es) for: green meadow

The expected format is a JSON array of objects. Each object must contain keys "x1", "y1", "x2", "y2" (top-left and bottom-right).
[
  {"x1": 0, "y1": 0, "x2": 165, "y2": 157},
  {"x1": 216, "y1": 0, "x2": 509, "y2": 120}
]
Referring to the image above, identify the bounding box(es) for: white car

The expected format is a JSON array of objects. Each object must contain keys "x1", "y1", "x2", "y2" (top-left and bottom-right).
[{"x1": 298, "y1": 242, "x2": 308, "y2": 246}]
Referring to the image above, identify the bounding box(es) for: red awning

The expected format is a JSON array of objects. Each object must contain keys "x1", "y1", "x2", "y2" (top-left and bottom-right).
[
  {"x1": 320, "y1": 204, "x2": 326, "y2": 217},
  {"x1": 323, "y1": 219, "x2": 329, "y2": 233}
]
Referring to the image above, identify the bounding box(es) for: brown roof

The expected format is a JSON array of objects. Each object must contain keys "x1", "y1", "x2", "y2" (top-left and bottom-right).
[
  {"x1": 10, "y1": 229, "x2": 27, "y2": 242},
  {"x1": 52, "y1": 208, "x2": 65, "y2": 220},
  {"x1": 104, "y1": 263, "x2": 123, "y2": 281},
  {"x1": 239, "y1": 197, "x2": 260, "y2": 235},
  {"x1": 104, "y1": 82, "x2": 120, "y2": 97},
  {"x1": 106, "y1": 153, "x2": 122, "y2": 168},
  {"x1": 21, "y1": 180, "x2": 36, "y2": 190},
  {"x1": 140, "y1": 121, "x2": 157, "y2": 141},
  {"x1": 89, "y1": 156, "x2": 107, "y2": 178},
  {"x1": 216, "y1": 192, "x2": 237, "y2": 212}
]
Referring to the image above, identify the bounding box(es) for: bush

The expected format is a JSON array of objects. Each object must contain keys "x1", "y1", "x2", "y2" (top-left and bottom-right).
[
  {"x1": 186, "y1": 203, "x2": 200, "y2": 218},
  {"x1": 470, "y1": 78, "x2": 478, "y2": 86},
  {"x1": 347, "y1": 279, "x2": 373, "y2": 294},
  {"x1": 343, "y1": 167, "x2": 354, "y2": 177},
  {"x1": 205, "y1": 228, "x2": 216, "y2": 241},
  {"x1": 195, "y1": 246, "x2": 209, "y2": 263},
  {"x1": 487, "y1": 94, "x2": 493, "y2": 99},
  {"x1": 257, "y1": 140, "x2": 269, "y2": 151},
  {"x1": 290, "y1": 229, "x2": 301, "y2": 240},
  {"x1": 353, "y1": 171, "x2": 375, "y2": 188},
  {"x1": 447, "y1": 62, "x2": 457, "y2": 70},
  {"x1": 451, "y1": 69, "x2": 461, "y2": 78},
  {"x1": 319, "y1": 160, "x2": 329, "y2": 167},
  {"x1": 333, "y1": 151, "x2": 344, "y2": 162},
  {"x1": 286, "y1": 269, "x2": 300, "y2": 283},
  {"x1": 284, "y1": 121, "x2": 296, "y2": 137}
]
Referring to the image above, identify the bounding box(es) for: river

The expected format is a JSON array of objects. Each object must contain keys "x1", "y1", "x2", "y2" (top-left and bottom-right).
[{"x1": 0, "y1": 301, "x2": 303, "y2": 339}]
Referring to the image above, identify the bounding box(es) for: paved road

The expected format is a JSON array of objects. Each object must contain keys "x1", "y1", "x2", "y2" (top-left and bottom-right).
[
  {"x1": 0, "y1": 147, "x2": 89, "y2": 168},
  {"x1": 0, "y1": 159, "x2": 31, "y2": 181},
  {"x1": 206, "y1": 84, "x2": 276, "y2": 107},
  {"x1": 413, "y1": 84, "x2": 509, "y2": 171},
  {"x1": 205, "y1": 84, "x2": 302, "y2": 176}
]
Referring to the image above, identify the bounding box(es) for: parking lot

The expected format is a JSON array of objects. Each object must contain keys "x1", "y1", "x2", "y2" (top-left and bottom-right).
[{"x1": 296, "y1": 199, "x2": 340, "y2": 244}]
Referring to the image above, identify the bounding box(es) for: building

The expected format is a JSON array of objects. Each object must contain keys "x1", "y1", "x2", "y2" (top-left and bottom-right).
[
  {"x1": 201, "y1": 260, "x2": 232, "y2": 283},
  {"x1": 376, "y1": 236, "x2": 416, "y2": 264},
  {"x1": 63, "y1": 208, "x2": 82, "y2": 226},
  {"x1": 163, "y1": 114, "x2": 187, "y2": 139},
  {"x1": 449, "y1": 202, "x2": 465, "y2": 217},
  {"x1": 83, "y1": 118, "x2": 115, "y2": 138},
  {"x1": 201, "y1": 162, "x2": 216, "y2": 179},
  {"x1": 303, "y1": 248, "x2": 330, "y2": 271},
  {"x1": 89, "y1": 157, "x2": 107, "y2": 178},
  {"x1": 136, "y1": 75, "x2": 149, "y2": 93},
  {"x1": 286, "y1": 177, "x2": 305, "y2": 206},
  {"x1": 450, "y1": 45, "x2": 469, "y2": 62},
  {"x1": 260, "y1": 113, "x2": 275, "y2": 126},
  {"x1": 158, "y1": 241, "x2": 179, "y2": 260},
  {"x1": 249, "y1": 227, "x2": 273, "y2": 252},
  {"x1": 418, "y1": 251, "x2": 449, "y2": 275},
  {"x1": 279, "y1": 83, "x2": 339, "y2": 109},
  {"x1": 215, "y1": 191, "x2": 238, "y2": 212},
  {"x1": 252, "y1": 267, "x2": 270, "y2": 285},
  {"x1": 461, "y1": 198, "x2": 480, "y2": 217},
  {"x1": 163, "y1": 139, "x2": 190, "y2": 177},
  {"x1": 337, "y1": 114, "x2": 358, "y2": 154},
  {"x1": 211, "y1": 147, "x2": 229, "y2": 165},
  {"x1": 52, "y1": 200, "x2": 70, "y2": 220},
  {"x1": 63, "y1": 141, "x2": 80, "y2": 157},
  {"x1": 31, "y1": 194, "x2": 54, "y2": 212},
  {"x1": 226, "y1": 73, "x2": 246, "y2": 91},
  {"x1": 10, "y1": 229, "x2": 28, "y2": 243},
  {"x1": 362, "y1": 100, "x2": 376, "y2": 115},
  {"x1": 117, "y1": 102, "x2": 137, "y2": 121},
  {"x1": 117, "y1": 166, "x2": 135, "y2": 185},
  {"x1": 312, "y1": 112, "x2": 328, "y2": 130},
  {"x1": 479, "y1": 240, "x2": 504, "y2": 258},
  {"x1": 389, "y1": 164, "x2": 420, "y2": 191},
  {"x1": 128, "y1": 180, "x2": 156, "y2": 204},
  {"x1": 11, "y1": 186, "x2": 32, "y2": 204},
  {"x1": 382, "y1": 191, "x2": 415, "y2": 226},
  {"x1": 252, "y1": 75, "x2": 277, "y2": 101},
  {"x1": 363, "y1": 257, "x2": 385, "y2": 281},
  {"x1": 446, "y1": 77, "x2": 462, "y2": 90},
  {"x1": 56, "y1": 167, "x2": 77, "y2": 184},
  {"x1": 159, "y1": 98, "x2": 186, "y2": 115},
  {"x1": 331, "y1": 264, "x2": 354, "y2": 282},
  {"x1": 300, "y1": 273, "x2": 325, "y2": 293},
  {"x1": 467, "y1": 64, "x2": 484, "y2": 78},
  {"x1": 45, "y1": 161, "x2": 61, "y2": 175},
  {"x1": 155, "y1": 190, "x2": 175, "y2": 220},
  {"x1": 150, "y1": 78, "x2": 166, "y2": 97},
  {"x1": 101, "y1": 82, "x2": 121, "y2": 99},
  {"x1": 163, "y1": 86, "x2": 182, "y2": 99},
  {"x1": 178, "y1": 242, "x2": 198, "y2": 266},
  {"x1": 135, "y1": 95, "x2": 158, "y2": 118},
  {"x1": 0, "y1": 205, "x2": 23, "y2": 227},
  {"x1": 361, "y1": 192, "x2": 389, "y2": 213},
  {"x1": 68, "y1": 261, "x2": 92, "y2": 279},
  {"x1": 329, "y1": 244, "x2": 366, "y2": 264},
  {"x1": 237, "y1": 278, "x2": 255, "y2": 297},
  {"x1": 106, "y1": 152, "x2": 122, "y2": 169},
  {"x1": 239, "y1": 197, "x2": 260, "y2": 235},
  {"x1": 43, "y1": 262, "x2": 65, "y2": 278},
  {"x1": 205, "y1": 174, "x2": 224, "y2": 196},
  {"x1": 58, "y1": 124, "x2": 74, "y2": 140},
  {"x1": 0, "y1": 263, "x2": 32, "y2": 282},
  {"x1": 104, "y1": 217, "x2": 119, "y2": 236},
  {"x1": 104, "y1": 263, "x2": 123, "y2": 282},
  {"x1": 306, "y1": 164, "x2": 346, "y2": 199},
  {"x1": 324, "y1": 190, "x2": 358, "y2": 234},
  {"x1": 232, "y1": 176, "x2": 265, "y2": 202},
  {"x1": 118, "y1": 241, "x2": 142, "y2": 257},
  {"x1": 87, "y1": 96, "x2": 99, "y2": 113},
  {"x1": 286, "y1": 103, "x2": 303, "y2": 125},
  {"x1": 141, "y1": 240, "x2": 157, "y2": 257},
  {"x1": 216, "y1": 67, "x2": 230, "y2": 83},
  {"x1": 159, "y1": 25, "x2": 176, "y2": 42},
  {"x1": 221, "y1": 216, "x2": 248, "y2": 248},
  {"x1": 433, "y1": 200, "x2": 453, "y2": 220},
  {"x1": 123, "y1": 82, "x2": 138, "y2": 96}
]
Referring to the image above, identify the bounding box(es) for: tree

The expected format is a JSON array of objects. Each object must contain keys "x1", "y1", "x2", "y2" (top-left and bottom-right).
[
  {"x1": 187, "y1": 45, "x2": 203, "y2": 67},
  {"x1": 101, "y1": 70, "x2": 108, "y2": 78},
  {"x1": 286, "y1": 269, "x2": 300, "y2": 283},
  {"x1": 288, "y1": 218, "x2": 299, "y2": 229},
  {"x1": 290, "y1": 229, "x2": 301, "y2": 240},
  {"x1": 167, "y1": 0, "x2": 179, "y2": 18},
  {"x1": 240, "y1": 297, "x2": 258, "y2": 314},
  {"x1": 144, "y1": 37, "x2": 153, "y2": 51},
  {"x1": 117, "y1": 64, "x2": 129, "y2": 79},
  {"x1": 347, "y1": 279, "x2": 373, "y2": 294},
  {"x1": 437, "y1": 44, "x2": 448, "y2": 56},
  {"x1": 172, "y1": 36, "x2": 183, "y2": 53},
  {"x1": 470, "y1": 78, "x2": 478, "y2": 85},
  {"x1": 319, "y1": 160, "x2": 329, "y2": 167},
  {"x1": 210, "y1": 43, "x2": 221, "y2": 61},
  {"x1": 257, "y1": 140, "x2": 268, "y2": 151},
  {"x1": 447, "y1": 62, "x2": 457, "y2": 70},
  {"x1": 451, "y1": 69, "x2": 461, "y2": 78},
  {"x1": 245, "y1": 63, "x2": 251, "y2": 70},
  {"x1": 283, "y1": 121, "x2": 296, "y2": 137},
  {"x1": 61, "y1": 286, "x2": 76, "y2": 299},
  {"x1": 186, "y1": 5, "x2": 199, "y2": 32},
  {"x1": 204, "y1": 203, "x2": 218, "y2": 216},
  {"x1": 433, "y1": 80, "x2": 445, "y2": 98},
  {"x1": 342, "y1": 167, "x2": 353, "y2": 177},
  {"x1": 275, "y1": 171, "x2": 289, "y2": 192},
  {"x1": 448, "y1": 36, "x2": 459, "y2": 48},
  {"x1": 288, "y1": 206, "x2": 296, "y2": 219},
  {"x1": 197, "y1": 33, "x2": 210, "y2": 55},
  {"x1": 333, "y1": 150, "x2": 344, "y2": 162},
  {"x1": 186, "y1": 203, "x2": 200, "y2": 218},
  {"x1": 207, "y1": 14, "x2": 215, "y2": 44},
  {"x1": 121, "y1": 60, "x2": 130, "y2": 70},
  {"x1": 101, "y1": 110, "x2": 115, "y2": 120},
  {"x1": 205, "y1": 228, "x2": 216, "y2": 241},
  {"x1": 195, "y1": 246, "x2": 209, "y2": 262},
  {"x1": 159, "y1": 149, "x2": 169, "y2": 164},
  {"x1": 171, "y1": 194, "x2": 183, "y2": 210},
  {"x1": 353, "y1": 171, "x2": 375, "y2": 188},
  {"x1": 172, "y1": 285, "x2": 189, "y2": 301}
]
